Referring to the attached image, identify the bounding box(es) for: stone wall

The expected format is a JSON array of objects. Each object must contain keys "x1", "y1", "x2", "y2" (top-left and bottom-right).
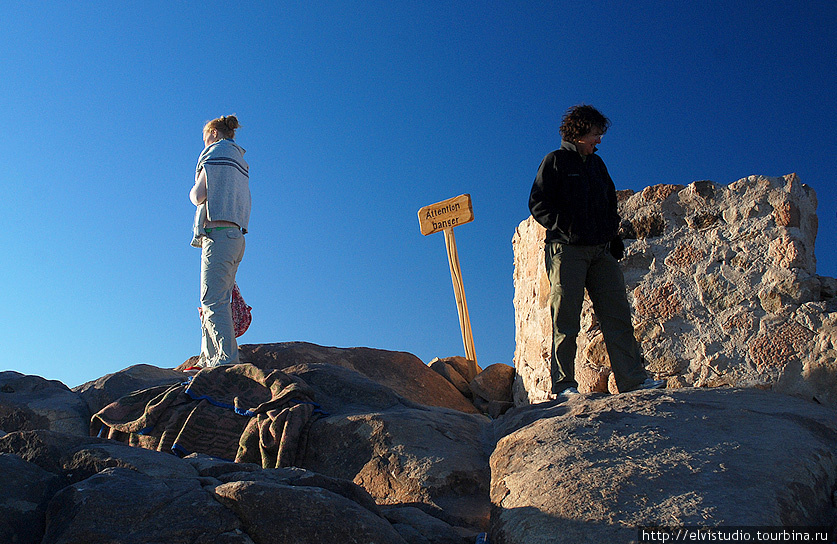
[{"x1": 513, "y1": 174, "x2": 837, "y2": 405}]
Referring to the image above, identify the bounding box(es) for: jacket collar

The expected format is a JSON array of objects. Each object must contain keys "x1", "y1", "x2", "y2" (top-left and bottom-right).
[{"x1": 560, "y1": 140, "x2": 589, "y2": 162}]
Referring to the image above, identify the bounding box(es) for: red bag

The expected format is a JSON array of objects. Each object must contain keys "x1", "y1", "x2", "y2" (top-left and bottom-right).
[
  {"x1": 197, "y1": 282, "x2": 252, "y2": 338},
  {"x1": 231, "y1": 283, "x2": 252, "y2": 337}
]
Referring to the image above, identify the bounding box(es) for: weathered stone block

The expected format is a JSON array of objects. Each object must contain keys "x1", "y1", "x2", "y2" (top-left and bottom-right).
[{"x1": 513, "y1": 174, "x2": 836, "y2": 405}]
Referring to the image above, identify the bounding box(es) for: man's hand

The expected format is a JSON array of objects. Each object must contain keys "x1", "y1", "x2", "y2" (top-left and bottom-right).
[{"x1": 609, "y1": 236, "x2": 624, "y2": 260}]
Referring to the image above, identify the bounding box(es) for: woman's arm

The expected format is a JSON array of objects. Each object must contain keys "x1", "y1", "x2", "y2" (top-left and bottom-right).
[{"x1": 190, "y1": 168, "x2": 207, "y2": 206}]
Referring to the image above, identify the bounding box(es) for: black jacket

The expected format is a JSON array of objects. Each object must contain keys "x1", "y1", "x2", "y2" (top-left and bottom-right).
[{"x1": 528, "y1": 142, "x2": 620, "y2": 245}]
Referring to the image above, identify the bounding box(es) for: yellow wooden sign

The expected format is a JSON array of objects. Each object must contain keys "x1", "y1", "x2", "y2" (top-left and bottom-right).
[
  {"x1": 417, "y1": 194, "x2": 474, "y2": 236},
  {"x1": 417, "y1": 194, "x2": 477, "y2": 373}
]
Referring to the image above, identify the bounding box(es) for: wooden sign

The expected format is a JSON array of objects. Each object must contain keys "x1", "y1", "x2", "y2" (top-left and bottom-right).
[
  {"x1": 417, "y1": 194, "x2": 477, "y2": 374},
  {"x1": 418, "y1": 194, "x2": 474, "y2": 236}
]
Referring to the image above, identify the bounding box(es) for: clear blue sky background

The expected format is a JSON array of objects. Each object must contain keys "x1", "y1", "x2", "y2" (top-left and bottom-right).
[{"x1": 2, "y1": 1, "x2": 835, "y2": 388}]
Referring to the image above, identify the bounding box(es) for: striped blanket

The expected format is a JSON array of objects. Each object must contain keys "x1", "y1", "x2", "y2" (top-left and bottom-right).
[
  {"x1": 91, "y1": 364, "x2": 321, "y2": 468},
  {"x1": 191, "y1": 138, "x2": 251, "y2": 247}
]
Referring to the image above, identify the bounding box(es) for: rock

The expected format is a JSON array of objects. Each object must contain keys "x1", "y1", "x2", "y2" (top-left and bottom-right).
[
  {"x1": 215, "y1": 342, "x2": 480, "y2": 414},
  {"x1": 4, "y1": 358, "x2": 491, "y2": 541},
  {"x1": 429, "y1": 357, "x2": 474, "y2": 399},
  {"x1": 181, "y1": 359, "x2": 494, "y2": 531},
  {"x1": 469, "y1": 363, "x2": 515, "y2": 418},
  {"x1": 42, "y1": 467, "x2": 247, "y2": 544},
  {"x1": 0, "y1": 453, "x2": 62, "y2": 544},
  {"x1": 511, "y1": 217, "x2": 555, "y2": 405},
  {"x1": 383, "y1": 505, "x2": 475, "y2": 544},
  {"x1": 213, "y1": 479, "x2": 407, "y2": 544},
  {"x1": 303, "y1": 404, "x2": 492, "y2": 531},
  {"x1": 283, "y1": 361, "x2": 405, "y2": 415},
  {"x1": 73, "y1": 363, "x2": 187, "y2": 416},
  {"x1": 512, "y1": 175, "x2": 837, "y2": 405},
  {"x1": 0, "y1": 428, "x2": 443, "y2": 544},
  {"x1": 0, "y1": 372, "x2": 90, "y2": 436},
  {"x1": 0, "y1": 430, "x2": 199, "y2": 483},
  {"x1": 194, "y1": 456, "x2": 383, "y2": 516},
  {"x1": 490, "y1": 388, "x2": 837, "y2": 543},
  {"x1": 434, "y1": 356, "x2": 481, "y2": 383}
]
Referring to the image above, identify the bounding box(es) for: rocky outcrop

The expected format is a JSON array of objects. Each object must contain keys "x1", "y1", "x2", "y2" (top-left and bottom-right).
[
  {"x1": 7, "y1": 343, "x2": 495, "y2": 543},
  {"x1": 513, "y1": 174, "x2": 837, "y2": 405},
  {"x1": 490, "y1": 387, "x2": 837, "y2": 543},
  {"x1": 3, "y1": 341, "x2": 837, "y2": 542},
  {"x1": 0, "y1": 452, "x2": 62, "y2": 544}
]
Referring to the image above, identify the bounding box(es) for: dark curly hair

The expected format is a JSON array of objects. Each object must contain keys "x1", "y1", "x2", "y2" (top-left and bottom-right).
[{"x1": 559, "y1": 105, "x2": 611, "y2": 142}]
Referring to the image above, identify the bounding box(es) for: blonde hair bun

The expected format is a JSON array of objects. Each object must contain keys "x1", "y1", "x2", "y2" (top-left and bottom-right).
[
  {"x1": 204, "y1": 114, "x2": 241, "y2": 140},
  {"x1": 222, "y1": 115, "x2": 240, "y2": 131}
]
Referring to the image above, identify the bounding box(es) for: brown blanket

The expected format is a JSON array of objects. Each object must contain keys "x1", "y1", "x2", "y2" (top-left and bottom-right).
[{"x1": 91, "y1": 364, "x2": 321, "y2": 468}]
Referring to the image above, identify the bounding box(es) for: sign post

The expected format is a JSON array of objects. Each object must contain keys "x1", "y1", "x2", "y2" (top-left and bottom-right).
[{"x1": 418, "y1": 194, "x2": 477, "y2": 376}]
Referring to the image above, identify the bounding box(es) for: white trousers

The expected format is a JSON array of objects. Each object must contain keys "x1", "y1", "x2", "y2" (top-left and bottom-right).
[{"x1": 199, "y1": 228, "x2": 245, "y2": 367}]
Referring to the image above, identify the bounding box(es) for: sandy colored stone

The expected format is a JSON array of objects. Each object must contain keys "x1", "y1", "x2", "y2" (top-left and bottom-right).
[{"x1": 490, "y1": 388, "x2": 837, "y2": 543}]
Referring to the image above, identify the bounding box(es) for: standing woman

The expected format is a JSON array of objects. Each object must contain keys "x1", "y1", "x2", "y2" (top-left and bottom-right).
[{"x1": 190, "y1": 115, "x2": 251, "y2": 367}]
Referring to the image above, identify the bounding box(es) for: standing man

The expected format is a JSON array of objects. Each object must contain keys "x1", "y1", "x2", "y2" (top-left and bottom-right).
[{"x1": 528, "y1": 104, "x2": 664, "y2": 397}]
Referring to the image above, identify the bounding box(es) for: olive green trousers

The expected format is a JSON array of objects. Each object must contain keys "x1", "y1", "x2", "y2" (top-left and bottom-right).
[{"x1": 545, "y1": 242, "x2": 647, "y2": 393}]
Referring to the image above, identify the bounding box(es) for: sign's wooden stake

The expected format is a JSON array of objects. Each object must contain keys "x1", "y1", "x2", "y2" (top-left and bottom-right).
[
  {"x1": 443, "y1": 227, "x2": 477, "y2": 376},
  {"x1": 418, "y1": 194, "x2": 477, "y2": 376}
]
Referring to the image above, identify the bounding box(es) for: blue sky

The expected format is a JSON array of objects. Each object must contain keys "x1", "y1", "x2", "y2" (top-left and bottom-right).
[{"x1": 2, "y1": 1, "x2": 835, "y2": 388}]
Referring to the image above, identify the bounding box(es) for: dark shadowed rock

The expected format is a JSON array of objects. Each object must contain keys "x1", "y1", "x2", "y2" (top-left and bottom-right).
[
  {"x1": 213, "y1": 479, "x2": 408, "y2": 544},
  {"x1": 1, "y1": 430, "x2": 439, "y2": 544},
  {"x1": 383, "y1": 505, "x2": 475, "y2": 544},
  {"x1": 0, "y1": 372, "x2": 89, "y2": 436},
  {"x1": 186, "y1": 454, "x2": 383, "y2": 516},
  {"x1": 0, "y1": 453, "x2": 63, "y2": 544},
  {"x1": 42, "y1": 467, "x2": 247, "y2": 544},
  {"x1": 72, "y1": 363, "x2": 187, "y2": 416},
  {"x1": 0, "y1": 430, "x2": 198, "y2": 483},
  {"x1": 490, "y1": 388, "x2": 837, "y2": 543}
]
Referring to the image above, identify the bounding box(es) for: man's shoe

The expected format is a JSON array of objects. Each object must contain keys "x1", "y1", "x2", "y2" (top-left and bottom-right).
[
  {"x1": 558, "y1": 387, "x2": 580, "y2": 398},
  {"x1": 638, "y1": 378, "x2": 666, "y2": 390}
]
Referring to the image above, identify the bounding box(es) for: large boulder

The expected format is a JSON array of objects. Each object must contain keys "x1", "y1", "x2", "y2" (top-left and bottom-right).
[
  {"x1": 490, "y1": 387, "x2": 837, "y2": 543},
  {"x1": 513, "y1": 174, "x2": 837, "y2": 405},
  {"x1": 304, "y1": 406, "x2": 492, "y2": 530},
  {"x1": 213, "y1": 342, "x2": 480, "y2": 414},
  {"x1": 0, "y1": 372, "x2": 90, "y2": 436}
]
